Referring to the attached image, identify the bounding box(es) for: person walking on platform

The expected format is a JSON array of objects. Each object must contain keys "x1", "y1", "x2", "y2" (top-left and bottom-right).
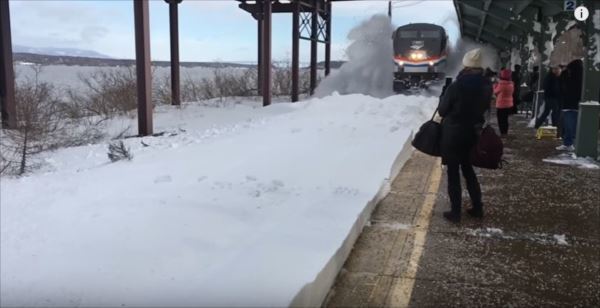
[
  {"x1": 438, "y1": 48, "x2": 492, "y2": 223},
  {"x1": 535, "y1": 66, "x2": 562, "y2": 129},
  {"x1": 557, "y1": 60, "x2": 583, "y2": 151},
  {"x1": 493, "y1": 69, "x2": 514, "y2": 136}
]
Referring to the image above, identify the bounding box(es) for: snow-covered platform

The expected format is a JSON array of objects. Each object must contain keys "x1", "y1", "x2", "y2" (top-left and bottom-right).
[{"x1": 1, "y1": 93, "x2": 436, "y2": 306}]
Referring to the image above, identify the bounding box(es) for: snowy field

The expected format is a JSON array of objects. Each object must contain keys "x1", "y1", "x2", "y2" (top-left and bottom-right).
[{"x1": 1, "y1": 93, "x2": 437, "y2": 306}]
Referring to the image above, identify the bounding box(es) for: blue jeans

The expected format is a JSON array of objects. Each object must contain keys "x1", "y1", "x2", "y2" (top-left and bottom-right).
[{"x1": 562, "y1": 110, "x2": 578, "y2": 146}]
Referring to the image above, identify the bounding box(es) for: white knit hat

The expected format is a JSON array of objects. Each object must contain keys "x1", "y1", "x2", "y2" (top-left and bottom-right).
[{"x1": 462, "y1": 48, "x2": 482, "y2": 68}]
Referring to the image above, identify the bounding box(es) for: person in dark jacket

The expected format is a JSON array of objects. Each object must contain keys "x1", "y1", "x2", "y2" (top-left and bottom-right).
[
  {"x1": 511, "y1": 64, "x2": 522, "y2": 114},
  {"x1": 557, "y1": 59, "x2": 583, "y2": 151},
  {"x1": 534, "y1": 66, "x2": 562, "y2": 129},
  {"x1": 528, "y1": 66, "x2": 540, "y2": 91},
  {"x1": 438, "y1": 48, "x2": 492, "y2": 223}
]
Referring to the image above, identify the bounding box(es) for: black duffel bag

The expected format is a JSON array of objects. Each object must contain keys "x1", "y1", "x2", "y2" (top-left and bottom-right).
[{"x1": 412, "y1": 108, "x2": 441, "y2": 157}]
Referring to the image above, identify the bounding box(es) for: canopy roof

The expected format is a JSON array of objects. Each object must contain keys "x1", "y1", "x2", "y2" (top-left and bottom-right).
[{"x1": 453, "y1": 0, "x2": 565, "y2": 49}]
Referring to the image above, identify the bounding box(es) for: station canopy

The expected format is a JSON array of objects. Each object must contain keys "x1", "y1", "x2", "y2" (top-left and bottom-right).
[{"x1": 453, "y1": 0, "x2": 565, "y2": 49}]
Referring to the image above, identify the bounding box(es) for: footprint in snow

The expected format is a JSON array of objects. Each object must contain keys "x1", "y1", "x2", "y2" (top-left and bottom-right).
[
  {"x1": 154, "y1": 175, "x2": 172, "y2": 184},
  {"x1": 389, "y1": 126, "x2": 400, "y2": 132},
  {"x1": 245, "y1": 175, "x2": 257, "y2": 182},
  {"x1": 197, "y1": 176, "x2": 207, "y2": 182}
]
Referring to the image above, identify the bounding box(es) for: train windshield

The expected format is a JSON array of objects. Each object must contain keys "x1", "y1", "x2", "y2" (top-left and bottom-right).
[
  {"x1": 399, "y1": 31, "x2": 419, "y2": 38},
  {"x1": 420, "y1": 30, "x2": 441, "y2": 38},
  {"x1": 398, "y1": 30, "x2": 441, "y2": 39}
]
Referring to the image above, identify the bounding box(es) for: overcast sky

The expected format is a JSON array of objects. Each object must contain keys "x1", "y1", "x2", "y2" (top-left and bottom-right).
[{"x1": 10, "y1": 0, "x2": 458, "y2": 62}]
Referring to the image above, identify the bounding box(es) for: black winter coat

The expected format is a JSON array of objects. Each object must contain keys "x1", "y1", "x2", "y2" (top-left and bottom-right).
[
  {"x1": 543, "y1": 73, "x2": 562, "y2": 101},
  {"x1": 438, "y1": 69, "x2": 492, "y2": 165},
  {"x1": 561, "y1": 60, "x2": 583, "y2": 110}
]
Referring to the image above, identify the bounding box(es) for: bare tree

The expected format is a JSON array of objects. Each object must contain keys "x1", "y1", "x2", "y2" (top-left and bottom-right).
[
  {"x1": 66, "y1": 66, "x2": 138, "y2": 120},
  {"x1": 1, "y1": 65, "x2": 104, "y2": 176},
  {"x1": 1, "y1": 65, "x2": 65, "y2": 175}
]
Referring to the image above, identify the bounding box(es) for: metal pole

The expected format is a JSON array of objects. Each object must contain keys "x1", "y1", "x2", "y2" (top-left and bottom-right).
[
  {"x1": 167, "y1": 0, "x2": 181, "y2": 106},
  {"x1": 134, "y1": 0, "x2": 153, "y2": 136},
  {"x1": 291, "y1": 0, "x2": 300, "y2": 102},
  {"x1": 257, "y1": 13, "x2": 263, "y2": 96},
  {"x1": 325, "y1": 1, "x2": 331, "y2": 76},
  {"x1": 262, "y1": 0, "x2": 272, "y2": 106},
  {"x1": 0, "y1": 0, "x2": 16, "y2": 129},
  {"x1": 310, "y1": 0, "x2": 318, "y2": 95}
]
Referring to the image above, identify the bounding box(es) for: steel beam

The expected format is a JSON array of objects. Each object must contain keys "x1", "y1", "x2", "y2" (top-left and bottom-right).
[
  {"x1": 462, "y1": 16, "x2": 512, "y2": 44},
  {"x1": 458, "y1": 0, "x2": 529, "y2": 32},
  {"x1": 310, "y1": 0, "x2": 318, "y2": 95},
  {"x1": 167, "y1": 0, "x2": 182, "y2": 106},
  {"x1": 325, "y1": 1, "x2": 331, "y2": 76},
  {"x1": 291, "y1": 0, "x2": 300, "y2": 102},
  {"x1": 262, "y1": 0, "x2": 272, "y2": 106},
  {"x1": 257, "y1": 13, "x2": 263, "y2": 96},
  {"x1": 0, "y1": 0, "x2": 16, "y2": 129},
  {"x1": 134, "y1": 0, "x2": 153, "y2": 136},
  {"x1": 476, "y1": 0, "x2": 492, "y2": 42}
]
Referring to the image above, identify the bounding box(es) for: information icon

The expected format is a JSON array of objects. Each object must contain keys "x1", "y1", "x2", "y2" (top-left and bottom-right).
[{"x1": 574, "y1": 6, "x2": 589, "y2": 21}]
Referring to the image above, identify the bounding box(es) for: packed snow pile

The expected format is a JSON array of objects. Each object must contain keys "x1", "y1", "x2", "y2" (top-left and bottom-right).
[
  {"x1": 1, "y1": 93, "x2": 437, "y2": 306},
  {"x1": 315, "y1": 15, "x2": 395, "y2": 98}
]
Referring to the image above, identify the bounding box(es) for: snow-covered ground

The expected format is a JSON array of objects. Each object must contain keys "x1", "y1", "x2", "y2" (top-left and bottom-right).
[
  {"x1": 543, "y1": 153, "x2": 600, "y2": 169},
  {"x1": 14, "y1": 64, "x2": 240, "y2": 91},
  {"x1": 1, "y1": 93, "x2": 436, "y2": 306}
]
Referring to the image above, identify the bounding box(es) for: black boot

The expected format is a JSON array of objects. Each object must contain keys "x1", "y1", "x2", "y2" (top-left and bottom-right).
[
  {"x1": 467, "y1": 208, "x2": 484, "y2": 218},
  {"x1": 443, "y1": 211, "x2": 461, "y2": 223}
]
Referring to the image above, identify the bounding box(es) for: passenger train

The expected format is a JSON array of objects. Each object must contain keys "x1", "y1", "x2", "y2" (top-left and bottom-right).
[{"x1": 392, "y1": 23, "x2": 449, "y2": 92}]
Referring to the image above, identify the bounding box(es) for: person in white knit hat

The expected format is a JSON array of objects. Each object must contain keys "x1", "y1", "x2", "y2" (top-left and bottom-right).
[
  {"x1": 462, "y1": 48, "x2": 482, "y2": 68},
  {"x1": 437, "y1": 48, "x2": 492, "y2": 223}
]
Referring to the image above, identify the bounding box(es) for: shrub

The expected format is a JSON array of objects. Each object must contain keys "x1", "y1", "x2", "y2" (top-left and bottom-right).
[
  {"x1": 67, "y1": 66, "x2": 137, "y2": 120},
  {"x1": 107, "y1": 140, "x2": 133, "y2": 162},
  {"x1": 1, "y1": 65, "x2": 104, "y2": 176}
]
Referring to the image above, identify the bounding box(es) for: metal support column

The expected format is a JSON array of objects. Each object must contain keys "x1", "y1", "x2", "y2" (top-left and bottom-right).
[
  {"x1": 167, "y1": 0, "x2": 181, "y2": 106},
  {"x1": 257, "y1": 7, "x2": 263, "y2": 96},
  {"x1": 291, "y1": 0, "x2": 300, "y2": 102},
  {"x1": 325, "y1": 1, "x2": 332, "y2": 76},
  {"x1": 134, "y1": 0, "x2": 153, "y2": 136},
  {"x1": 0, "y1": 0, "x2": 16, "y2": 129},
  {"x1": 262, "y1": 0, "x2": 272, "y2": 106},
  {"x1": 583, "y1": 0, "x2": 600, "y2": 101},
  {"x1": 310, "y1": 0, "x2": 318, "y2": 95}
]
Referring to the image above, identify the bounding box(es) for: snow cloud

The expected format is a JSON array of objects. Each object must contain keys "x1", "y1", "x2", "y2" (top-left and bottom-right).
[{"x1": 314, "y1": 15, "x2": 395, "y2": 98}]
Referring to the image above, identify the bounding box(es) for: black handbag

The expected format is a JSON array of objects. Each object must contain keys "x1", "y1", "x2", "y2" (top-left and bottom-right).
[{"x1": 412, "y1": 108, "x2": 441, "y2": 157}]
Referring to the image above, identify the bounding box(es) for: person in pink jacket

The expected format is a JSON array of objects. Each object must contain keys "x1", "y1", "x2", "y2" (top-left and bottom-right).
[{"x1": 493, "y1": 69, "x2": 514, "y2": 136}]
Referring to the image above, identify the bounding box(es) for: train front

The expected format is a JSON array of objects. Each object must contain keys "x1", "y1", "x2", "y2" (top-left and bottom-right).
[{"x1": 393, "y1": 23, "x2": 448, "y2": 92}]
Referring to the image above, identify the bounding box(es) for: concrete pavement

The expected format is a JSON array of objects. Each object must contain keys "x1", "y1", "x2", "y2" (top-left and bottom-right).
[{"x1": 324, "y1": 115, "x2": 600, "y2": 307}]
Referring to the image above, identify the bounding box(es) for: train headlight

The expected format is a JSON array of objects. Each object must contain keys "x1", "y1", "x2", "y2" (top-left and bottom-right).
[
  {"x1": 409, "y1": 51, "x2": 426, "y2": 60},
  {"x1": 399, "y1": 61, "x2": 404, "y2": 66},
  {"x1": 429, "y1": 61, "x2": 434, "y2": 66}
]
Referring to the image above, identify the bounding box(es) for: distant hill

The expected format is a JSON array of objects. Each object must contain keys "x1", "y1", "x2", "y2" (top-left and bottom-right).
[
  {"x1": 13, "y1": 52, "x2": 346, "y2": 70},
  {"x1": 13, "y1": 53, "x2": 257, "y2": 69},
  {"x1": 14, "y1": 45, "x2": 113, "y2": 59}
]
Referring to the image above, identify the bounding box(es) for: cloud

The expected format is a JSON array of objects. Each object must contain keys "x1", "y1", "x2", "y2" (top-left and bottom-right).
[{"x1": 81, "y1": 26, "x2": 109, "y2": 44}]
